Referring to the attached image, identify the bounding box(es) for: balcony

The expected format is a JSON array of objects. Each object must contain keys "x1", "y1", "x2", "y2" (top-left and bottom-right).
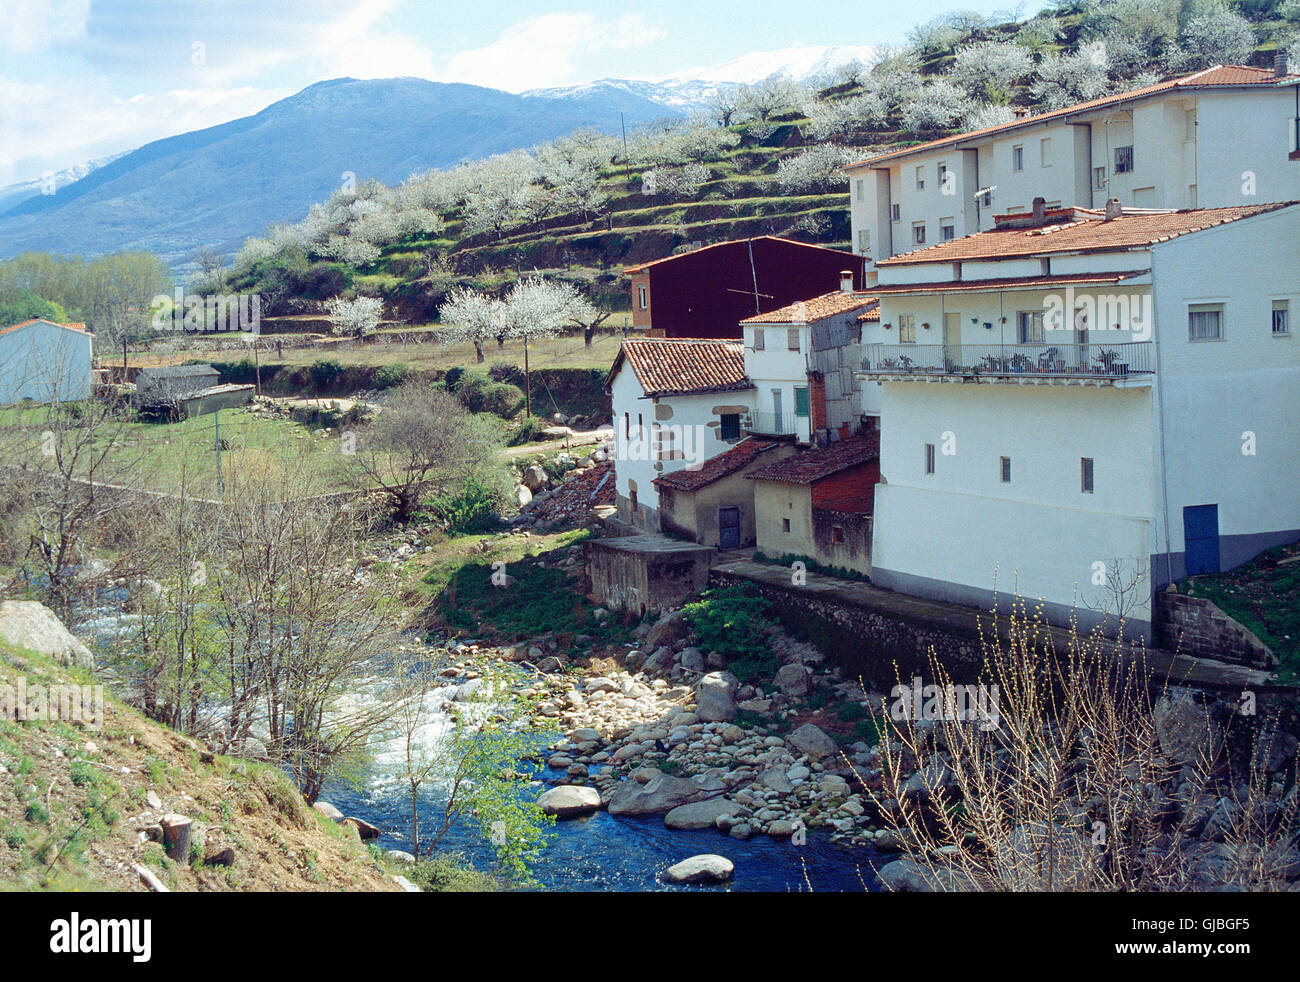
[
  {"x1": 857, "y1": 341, "x2": 1153, "y2": 383},
  {"x1": 744, "y1": 411, "x2": 801, "y2": 438}
]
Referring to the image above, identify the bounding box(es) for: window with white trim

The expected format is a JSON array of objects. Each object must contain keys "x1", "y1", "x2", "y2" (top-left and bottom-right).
[
  {"x1": 753, "y1": 327, "x2": 765, "y2": 350},
  {"x1": 912, "y1": 222, "x2": 926, "y2": 245},
  {"x1": 857, "y1": 228, "x2": 871, "y2": 254},
  {"x1": 1040, "y1": 137, "x2": 1051, "y2": 166},
  {"x1": 915, "y1": 166, "x2": 925, "y2": 190},
  {"x1": 1017, "y1": 310, "x2": 1045, "y2": 343},
  {"x1": 637, "y1": 286, "x2": 647, "y2": 309},
  {"x1": 940, "y1": 220, "x2": 955, "y2": 241},
  {"x1": 898, "y1": 313, "x2": 917, "y2": 343},
  {"x1": 1093, "y1": 166, "x2": 1106, "y2": 190},
  {"x1": 1012, "y1": 145, "x2": 1024, "y2": 172},
  {"x1": 1115, "y1": 145, "x2": 1134, "y2": 173}
]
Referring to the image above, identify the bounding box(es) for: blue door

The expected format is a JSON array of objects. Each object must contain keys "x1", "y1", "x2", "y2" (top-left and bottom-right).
[
  {"x1": 1183, "y1": 504, "x2": 1220, "y2": 576},
  {"x1": 718, "y1": 507, "x2": 741, "y2": 550}
]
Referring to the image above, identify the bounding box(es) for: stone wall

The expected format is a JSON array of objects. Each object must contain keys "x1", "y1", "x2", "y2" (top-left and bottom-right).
[
  {"x1": 707, "y1": 567, "x2": 987, "y2": 690},
  {"x1": 586, "y1": 536, "x2": 716, "y2": 617},
  {"x1": 1154, "y1": 587, "x2": 1276, "y2": 668}
]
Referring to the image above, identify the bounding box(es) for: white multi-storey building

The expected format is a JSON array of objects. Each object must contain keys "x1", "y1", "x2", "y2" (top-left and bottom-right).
[
  {"x1": 846, "y1": 62, "x2": 1300, "y2": 264},
  {"x1": 854, "y1": 199, "x2": 1300, "y2": 640}
]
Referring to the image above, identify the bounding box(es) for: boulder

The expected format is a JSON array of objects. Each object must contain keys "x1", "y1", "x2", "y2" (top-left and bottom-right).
[
  {"x1": 341, "y1": 817, "x2": 381, "y2": 841},
  {"x1": 646, "y1": 609, "x2": 691, "y2": 651},
  {"x1": 609, "y1": 773, "x2": 714, "y2": 816},
  {"x1": 384, "y1": 849, "x2": 416, "y2": 865},
  {"x1": 1153, "y1": 688, "x2": 1222, "y2": 767},
  {"x1": 522, "y1": 465, "x2": 548, "y2": 492},
  {"x1": 788, "y1": 723, "x2": 838, "y2": 760},
  {"x1": 679, "y1": 647, "x2": 706, "y2": 674},
  {"x1": 537, "y1": 785, "x2": 602, "y2": 818},
  {"x1": 312, "y1": 801, "x2": 344, "y2": 821},
  {"x1": 663, "y1": 854, "x2": 734, "y2": 885},
  {"x1": 695, "y1": 671, "x2": 739, "y2": 723},
  {"x1": 515, "y1": 485, "x2": 533, "y2": 509},
  {"x1": 774, "y1": 663, "x2": 812, "y2": 697},
  {"x1": 0, "y1": 600, "x2": 93, "y2": 669},
  {"x1": 664, "y1": 797, "x2": 740, "y2": 830}
]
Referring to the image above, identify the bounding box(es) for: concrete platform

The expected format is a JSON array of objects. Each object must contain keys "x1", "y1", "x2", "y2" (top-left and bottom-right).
[{"x1": 585, "y1": 534, "x2": 716, "y2": 616}]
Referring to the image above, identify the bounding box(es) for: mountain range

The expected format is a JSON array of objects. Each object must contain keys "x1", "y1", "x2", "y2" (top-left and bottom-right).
[{"x1": 0, "y1": 44, "x2": 874, "y2": 268}]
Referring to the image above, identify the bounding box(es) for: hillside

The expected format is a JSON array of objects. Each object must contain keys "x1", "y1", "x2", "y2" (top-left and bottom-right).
[
  {"x1": 0, "y1": 632, "x2": 403, "y2": 892},
  {"x1": 221, "y1": 1, "x2": 1300, "y2": 325}
]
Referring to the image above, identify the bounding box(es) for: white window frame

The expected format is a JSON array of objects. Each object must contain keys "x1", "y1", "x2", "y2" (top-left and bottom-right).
[
  {"x1": 1039, "y1": 137, "x2": 1051, "y2": 167},
  {"x1": 637, "y1": 286, "x2": 647, "y2": 310},
  {"x1": 915, "y1": 165, "x2": 925, "y2": 190},
  {"x1": 912, "y1": 222, "x2": 926, "y2": 245},
  {"x1": 898, "y1": 313, "x2": 917, "y2": 344},
  {"x1": 1017, "y1": 310, "x2": 1045, "y2": 344},
  {"x1": 940, "y1": 220, "x2": 955, "y2": 241},
  {"x1": 1012, "y1": 145, "x2": 1024, "y2": 172},
  {"x1": 753, "y1": 327, "x2": 765, "y2": 351},
  {"x1": 1272, "y1": 300, "x2": 1290, "y2": 336}
]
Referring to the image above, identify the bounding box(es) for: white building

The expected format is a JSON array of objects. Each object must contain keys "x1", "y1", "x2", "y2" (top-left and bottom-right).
[
  {"x1": 846, "y1": 62, "x2": 1300, "y2": 264},
  {"x1": 739, "y1": 278, "x2": 880, "y2": 442},
  {"x1": 0, "y1": 318, "x2": 93, "y2": 405},
  {"x1": 856, "y1": 199, "x2": 1300, "y2": 640},
  {"x1": 606, "y1": 338, "x2": 755, "y2": 530}
]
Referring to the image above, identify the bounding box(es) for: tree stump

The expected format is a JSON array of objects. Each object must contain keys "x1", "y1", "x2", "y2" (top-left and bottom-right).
[{"x1": 160, "y1": 813, "x2": 192, "y2": 863}]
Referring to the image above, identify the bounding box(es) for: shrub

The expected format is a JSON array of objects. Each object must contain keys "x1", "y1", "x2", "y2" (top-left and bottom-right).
[
  {"x1": 308, "y1": 358, "x2": 346, "y2": 390},
  {"x1": 506, "y1": 416, "x2": 545, "y2": 446},
  {"x1": 420, "y1": 473, "x2": 505, "y2": 534},
  {"x1": 682, "y1": 586, "x2": 775, "y2": 661},
  {"x1": 372, "y1": 362, "x2": 413, "y2": 389}
]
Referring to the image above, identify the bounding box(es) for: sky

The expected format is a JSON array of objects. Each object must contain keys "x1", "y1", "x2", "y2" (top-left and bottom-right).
[{"x1": 0, "y1": 0, "x2": 1019, "y2": 186}]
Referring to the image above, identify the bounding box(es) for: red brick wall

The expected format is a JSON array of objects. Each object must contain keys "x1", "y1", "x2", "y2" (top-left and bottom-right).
[
  {"x1": 809, "y1": 373, "x2": 827, "y2": 432},
  {"x1": 811, "y1": 459, "x2": 879, "y2": 514}
]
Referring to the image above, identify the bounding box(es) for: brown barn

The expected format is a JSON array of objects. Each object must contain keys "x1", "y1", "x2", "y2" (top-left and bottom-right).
[{"x1": 625, "y1": 237, "x2": 866, "y2": 340}]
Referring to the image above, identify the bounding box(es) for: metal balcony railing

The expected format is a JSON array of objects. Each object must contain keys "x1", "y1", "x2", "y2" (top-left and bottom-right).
[
  {"x1": 744, "y1": 411, "x2": 799, "y2": 436},
  {"x1": 858, "y1": 341, "x2": 1153, "y2": 379}
]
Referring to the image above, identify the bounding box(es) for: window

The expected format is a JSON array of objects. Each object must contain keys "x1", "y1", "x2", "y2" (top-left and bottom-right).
[
  {"x1": 898, "y1": 313, "x2": 917, "y2": 343},
  {"x1": 912, "y1": 222, "x2": 926, "y2": 245},
  {"x1": 1188, "y1": 303, "x2": 1223, "y2": 341},
  {"x1": 793, "y1": 386, "x2": 810, "y2": 418},
  {"x1": 937, "y1": 162, "x2": 948, "y2": 191},
  {"x1": 981, "y1": 189, "x2": 992, "y2": 207},
  {"x1": 915, "y1": 165, "x2": 925, "y2": 190},
  {"x1": 637, "y1": 286, "x2": 647, "y2": 309},
  {"x1": 1114, "y1": 146, "x2": 1134, "y2": 173},
  {"x1": 1184, "y1": 109, "x2": 1197, "y2": 142},
  {"x1": 831, "y1": 526, "x2": 845, "y2": 544},
  {"x1": 720, "y1": 413, "x2": 740, "y2": 440},
  {"x1": 1012, "y1": 145, "x2": 1024, "y2": 171},
  {"x1": 857, "y1": 228, "x2": 871, "y2": 253},
  {"x1": 1040, "y1": 137, "x2": 1051, "y2": 166},
  {"x1": 1093, "y1": 166, "x2": 1106, "y2": 190},
  {"x1": 787, "y1": 328, "x2": 801, "y2": 351},
  {"x1": 1017, "y1": 310, "x2": 1045, "y2": 343},
  {"x1": 940, "y1": 220, "x2": 955, "y2": 241},
  {"x1": 623, "y1": 412, "x2": 630, "y2": 439},
  {"x1": 1273, "y1": 300, "x2": 1290, "y2": 336},
  {"x1": 1081, "y1": 457, "x2": 1094, "y2": 494},
  {"x1": 925, "y1": 442, "x2": 936, "y2": 474},
  {"x1": 782, "y1": 517, "x2": 791, "y2": 533},
  {"x1": 1000, "y1": 456, "x2": 1012, "y2": 483},
  {"x1": 753, "y1": 327, "x2": 765, "y2": 350},
  {"x1": 855, "y1": 179, "x2": 865, "y2": 202},
  {"x1": 630, "y1": 488, "x2": 638, "y2": 514},
  {"x1": 891, "y1": 203, "x2": 901, "y2": 221}
]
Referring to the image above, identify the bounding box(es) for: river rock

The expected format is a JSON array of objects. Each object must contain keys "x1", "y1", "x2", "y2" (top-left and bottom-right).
[
  {"x1": 1153, "y1": 688, "x2": 1222, "y2": 767},
  {"x1": 609, "y1": 773, "x2": 713, "y2": 816},
  {"x1": 695, "y1": 671, "x2": 739, "y2": 723},
  {"x1": 774, "y1": 663, "x2": 812, "y2": 697},
  {"x1": 538, "y1": 785, "x2": 602, "y2": 818},
  {"x1": 788, "y1": 723, "x2": 838, "y2": 760},
  {"x1": 0, "y1": 600, "x2": 93, "y2": 669},
  {"x1": 664, "y1": 797, "x2": 740, "y2": 830},
  {"x1": 645, "y1": 609, "x2": 691, "y2": 651},
  {"x1": 663, "y1": 854, "x2": 734, "y2": 884},
  {"x1": 312, "y1": 801, "x2": 344, "y2": 821},
  {"x1": 341, "y1": 817, "x2": 381, "y2": 841}
]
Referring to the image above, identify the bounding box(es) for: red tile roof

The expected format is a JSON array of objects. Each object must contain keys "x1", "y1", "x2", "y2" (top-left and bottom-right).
[
  {"x1": 866, "y1": 270, "x2": 1151, "y2": 295},
  {"x1": 0, "y1": 318, "x2": 88, "y2": 338},
  {"x1": 747, "y1": 433, "x2": 880, "y2": 485},
  {"x1": 849, "y1": 65, "x2": 1300, "y2": 170},
  {"x1": 741, "y1": 292, "x2": 879, "y2": 325},
  {"x1": 654, "y1": 437, "x2": 784, "y2": 492},
  {"x1": 877, "y1": 203, "x2": 1296, "y2": 266},
  {"x1": 605, "y1": 338, "x2": 752, "y2": 397}
]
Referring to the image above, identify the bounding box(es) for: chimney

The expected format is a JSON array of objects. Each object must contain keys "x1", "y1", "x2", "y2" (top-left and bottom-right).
[
  {"x1": 839, "y1": 270, "x2": 854, "y2": 294},
  {"x1": 1104, "y1": 197, "x2": 1123, "y2": 221},
  {"x1": 1276, "y1": 50, "x2": 1289, "y2": 78},
  {"x1": 1031, "y1": 197, "x2": 1046, "y2": 225},
  {"x1": 1012, "y1": 106, "x2": 1030, "y2": 118}
]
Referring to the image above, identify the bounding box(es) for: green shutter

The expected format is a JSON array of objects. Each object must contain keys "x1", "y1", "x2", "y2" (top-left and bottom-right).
[{"x1": 794, "y1": 386, "x2": 810, "y2": 418}]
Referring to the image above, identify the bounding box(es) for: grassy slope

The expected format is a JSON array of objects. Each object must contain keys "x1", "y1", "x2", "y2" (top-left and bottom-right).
[
  {"x1": 1178, "y1": 538, "x2": 1300, "y2": 681},
  {"x1": 0, "y1": 638, "x2": 400, "y2": 892}
]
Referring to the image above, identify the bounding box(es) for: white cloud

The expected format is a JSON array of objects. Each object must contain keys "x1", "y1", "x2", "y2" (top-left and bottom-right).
[
  {"x1": 437, "y1": 13, "x2": 667, "y2": 91},
  {"x1": 1, "y1": 0, "x2": 90, "y2": 54}
]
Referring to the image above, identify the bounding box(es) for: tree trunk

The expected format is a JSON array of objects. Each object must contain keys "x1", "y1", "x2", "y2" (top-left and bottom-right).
[{"x1": 474, "y1": 340, "x2": 484, "y2": 363}]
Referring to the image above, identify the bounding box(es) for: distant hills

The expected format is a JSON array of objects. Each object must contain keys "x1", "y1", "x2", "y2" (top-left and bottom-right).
[
  {"x1": 0, "y1": 44, "x2": 876, "y2": 268},
  {"x1": 0, "y1": 77, "x2": 683, "y2": 267}
]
